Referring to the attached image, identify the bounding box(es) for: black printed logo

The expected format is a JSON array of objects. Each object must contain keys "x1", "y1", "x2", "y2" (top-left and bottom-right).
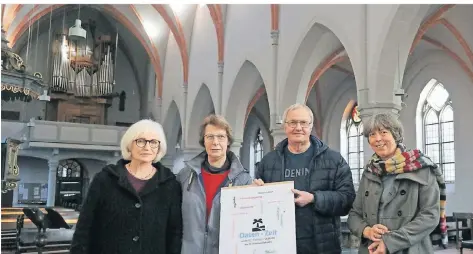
[{"x1": 252, "y1": 218, "x2": 265, "y2": 232}]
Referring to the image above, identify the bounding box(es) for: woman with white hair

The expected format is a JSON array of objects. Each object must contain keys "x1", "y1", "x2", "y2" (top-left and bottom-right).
[{"x1": 70, "y1": 119, "x2": 182, "y2": 254}]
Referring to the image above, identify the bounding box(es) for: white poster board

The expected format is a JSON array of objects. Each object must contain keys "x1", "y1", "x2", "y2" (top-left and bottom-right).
[{"x1": 219, "y1": 181, "x2": 296, "y2": 254}]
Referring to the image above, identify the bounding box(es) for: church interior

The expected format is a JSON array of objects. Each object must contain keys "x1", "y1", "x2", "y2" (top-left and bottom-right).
[{"x1": 1, "y1": 3, "x2": 473, "y2": 253}]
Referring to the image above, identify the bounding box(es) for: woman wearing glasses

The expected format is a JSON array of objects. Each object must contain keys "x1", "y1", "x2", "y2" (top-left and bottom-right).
[
  {"x1": 177, "y1": 114, "x2": 252, "y2": 254},
  {"x1": 70, "y1": 119, "x2": 182, "y2": 254}
]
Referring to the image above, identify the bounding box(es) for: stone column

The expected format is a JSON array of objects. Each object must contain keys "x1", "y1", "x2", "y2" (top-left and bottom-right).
[
  {"x1": 182, "y1": 147, "x2": 202, "y2": 162},
  {"x1": 217, "y1": 62, "x2": 224, "y2": 115},
  {"x1": 230, "y1": 138, "x2": 243, "y2": 158},
  {"x1": 270, "y1": 128, "x2": 286, "y2": 149},
  {"x1": 270, "y1": 30, "x2": 280, "y2": 131},
  {"x1": 182, "y1": 84, "x2": 188, "y2": 148},
  {"x1": 46, "y1": 159, "x2": 59, "y2": 207},
  {"x1": 156, "y1": 97, "x2": 162, "y2": 122}
]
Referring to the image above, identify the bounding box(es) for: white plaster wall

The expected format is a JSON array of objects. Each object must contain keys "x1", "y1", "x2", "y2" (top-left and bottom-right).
[
  {"x1": 224, "y1": 61, "x2": 265, "y2": 140},
  {"x1": 186, "y1": 84, "x2": 215, "y2": 147},
  {"x1": 323, "y1": 80, "x2": 358, "y2": 152},
  {"x1": 222, "y1": 5, "x2": 272, "y2": 115},
  {"x1": 186, "y1": 3, "x2": 218, "y2": 92},
  {"x1": 278, "y1": 5, "x2": 364, "y2": 107},
  {"x1": 240, "y1": 113, "x2": 271, "y2": 177},
  {"x1": 401, "y1": 50, "x2": 473, "y2": 214},
  {"x1": 162, "y1": 29, "x2": 185, "y2": 118}
]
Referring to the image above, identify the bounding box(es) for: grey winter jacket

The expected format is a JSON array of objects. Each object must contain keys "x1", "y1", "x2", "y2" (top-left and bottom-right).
[
  {"x1": 347, "y1": 167, "x2": 440, "y2": 254},
  {"x1": 176, "y1": 151, "x2": 252, "y2": 254}
]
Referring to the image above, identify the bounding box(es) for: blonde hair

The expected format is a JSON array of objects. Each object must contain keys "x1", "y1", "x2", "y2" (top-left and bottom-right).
[{"x1": 120, "y1": 119, "x2": 167, "y2": 163}]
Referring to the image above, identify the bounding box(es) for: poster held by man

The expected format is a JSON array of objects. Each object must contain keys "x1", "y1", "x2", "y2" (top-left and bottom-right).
[{"x1": 219, "y1": 181, "x2": 296, "y2": 254}]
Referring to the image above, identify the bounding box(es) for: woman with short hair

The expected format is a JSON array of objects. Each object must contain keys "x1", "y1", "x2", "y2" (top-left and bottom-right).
[
  {"x1": 177, "y1": 114, "x2": 252, "y2": 254},
  {"x1": 70, "y1": 119, "x2": 182, "y2": 254},
  {"x1": 347, "y1": 113, "x2": 447, "y2": 254}
]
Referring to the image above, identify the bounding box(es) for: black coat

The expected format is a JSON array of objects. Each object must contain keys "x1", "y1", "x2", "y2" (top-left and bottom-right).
[
  {"x1": 70, "y1": 159, "x2": 182, "y2": 254},
  {"x1": 255, "y1": 136, "x2": 356, "y2": 254}
]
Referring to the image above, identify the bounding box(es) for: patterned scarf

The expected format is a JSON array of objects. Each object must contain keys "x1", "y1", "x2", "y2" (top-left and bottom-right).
[{"x1": 366, "y1": 143, "x2": 447, "y2": 240}]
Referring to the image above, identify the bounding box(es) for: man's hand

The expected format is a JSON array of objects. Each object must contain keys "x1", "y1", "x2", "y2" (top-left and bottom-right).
[
  {"x1": 292, "y1": 189, "x2": 314, "y2": 207},
  {"x1": 252, "y1": 179, "x2": 265, "y2": 186},
  {"x1": 363, "y1": 224, "x2": 389, "y2": 242},
  {"x1": 368, "y1": 240, "x2": 387, "y2": 254}
]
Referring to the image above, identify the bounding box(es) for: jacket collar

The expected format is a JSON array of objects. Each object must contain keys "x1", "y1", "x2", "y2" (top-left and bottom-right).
[
  {"x1": 104, "y1": 159, "x2": 175, "y2": 196},
  {"x1": 275, "y1": 135, "x2": 328, "y2": 157},
  {"x1": 185, "y1": 150, "x2": 246, "y2": 180},
  {"x1": 363, "y1": 167, "x2": 430, "y2": 186},
  {"x1": 394, "y1": 167, "x2": 430, "y2": 185}
]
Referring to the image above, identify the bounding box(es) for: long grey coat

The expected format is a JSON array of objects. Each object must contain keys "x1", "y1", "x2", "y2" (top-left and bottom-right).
[
  {"x1": 347, "y1": 167, "x2": 440, "y2": 254},
  {"x1": 176, "y1": 151, "x2": 252, "y2": 254}
]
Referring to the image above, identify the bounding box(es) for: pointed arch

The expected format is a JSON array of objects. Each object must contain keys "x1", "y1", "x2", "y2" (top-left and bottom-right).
[
  {"x1": 225, "y1": 60, "x2": 266, "y2": 140},
  {"x1": 187, "y1": 83, "x2": 215, "y2": 147},
  {"x1": 163, "y1": 100, "x2": 182, "y2": 155}
]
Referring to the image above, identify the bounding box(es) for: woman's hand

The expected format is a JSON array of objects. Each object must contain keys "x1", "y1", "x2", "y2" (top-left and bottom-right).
[
  {"x1": 368, "y1": 240, "x2": 387, "y2": 254},
  {"x1": 252, "y1": 179, "x2": 265, "y2": 186},
  {"x1": 363, "y1": 224, "x2": 390, "y2": 242}
]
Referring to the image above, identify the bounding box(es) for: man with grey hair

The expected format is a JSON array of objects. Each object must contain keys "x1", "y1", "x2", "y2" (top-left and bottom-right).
[{"x1": 254, "y1": 103, "x2": 355, "y2": 254}]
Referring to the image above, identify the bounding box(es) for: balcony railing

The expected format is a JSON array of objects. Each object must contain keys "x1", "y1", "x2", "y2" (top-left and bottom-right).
[{"x1": 1, "y1": 119, "x2": 128, "y2": 151}]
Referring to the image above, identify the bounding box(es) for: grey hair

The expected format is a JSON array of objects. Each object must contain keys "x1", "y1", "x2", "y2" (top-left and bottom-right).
[
  {"x1": 281, "y1": 103, "x2": 314, "y2": 128},
  {"x1": 120, "y1": 119, "x2": 167, "y2": 163},
  {"x1": 362, "y1": 112, "x2": 404, "y2": 144}
]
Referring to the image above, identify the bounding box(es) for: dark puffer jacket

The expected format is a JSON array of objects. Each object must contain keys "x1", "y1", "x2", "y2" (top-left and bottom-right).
[
  {"x1": 70, "y1": 159, "x2": 182, "y2": 254},
  {"x1": 255, "y1": 136, "x2": 356, "y2": 254}
]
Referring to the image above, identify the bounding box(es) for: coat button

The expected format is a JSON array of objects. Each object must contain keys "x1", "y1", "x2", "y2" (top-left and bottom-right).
[
  {"x1": 135, "y1": 203, "x2": 141, "y2": 208},
  {"x1": 365, "y1": 191, "x2": 369, "y2": 196},
  {"x1": 398, "y1": 210, "x2": 403, "y2": 216},
  {"x1": 400, "y1": 190, "x2": 406, "y2": 195},
  {"x1": 133, "y1": 236, "x2": 139, "y2": 242}
]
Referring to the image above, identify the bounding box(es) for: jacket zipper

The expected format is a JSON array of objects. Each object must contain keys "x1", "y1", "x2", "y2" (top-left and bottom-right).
[{"x1": 188, "y1": 170, "x2": 242, "y2": 253}]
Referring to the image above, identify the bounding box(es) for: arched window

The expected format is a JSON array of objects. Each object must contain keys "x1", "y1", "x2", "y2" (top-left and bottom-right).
[
  {"x1": 56, "y1": 159, "x2": 83, "y2": 207},
  {"x1": 57, "y1": 159, "x2": 82, "y2": 178},
  {"x1": 422, "y1": 82, "x2": 455, "y2": 183},
  {"x1": 254, "y1": 129, "x2": 264, "y2": 167},
  {"x1": 346, "y1": 105, "x2": 364, "y2": 189}
]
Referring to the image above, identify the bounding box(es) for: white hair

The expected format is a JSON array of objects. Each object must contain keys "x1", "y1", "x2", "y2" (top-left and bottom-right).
[
  {"x1": 120, "y1": 119, "x2": 167, "y2": 163},
  {"x1": 281, "y1": 103, "x2": 314, "y2": 128}
]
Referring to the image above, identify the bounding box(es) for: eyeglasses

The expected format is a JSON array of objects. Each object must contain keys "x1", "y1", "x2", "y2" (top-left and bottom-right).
[
  {"x1": 135, "y1": 139, "x2": 160, "y2": 149},
  {"x1": 204, "y1": 134, "x2": 227, "y2": 142},
  {"x1": 285, "y1": 120, "x2": 311, "y2": 128}
]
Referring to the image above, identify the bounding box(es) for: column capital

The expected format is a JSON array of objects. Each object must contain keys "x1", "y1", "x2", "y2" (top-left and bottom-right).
[
  {"x1": 229, "y1": 139, "x2": 242, "y2": 158},
  {"x1": 357, "y1": 102, "x2": 402, "y2": 122},
  {"x1": 182, "y1": 83, "x2": 188, "y2": 92},
  {"x1": 182, "y1": 146, "x2": 202, "y2": 162},
  {"x1": 48, "y1": 158, "x2": 59, "y2": 172},
  {"x1": 271, "y1": 30, "x2": 279, "y2": 45},
  {"x1": 218, "y1": 61, "x2": 224, "y2": 73},
  {"x1": 270, "y1": 128, "x2": 286, "y2": 148}
]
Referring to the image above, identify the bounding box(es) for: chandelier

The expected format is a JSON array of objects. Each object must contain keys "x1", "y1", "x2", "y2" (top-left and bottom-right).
[{"x1": 51, "y1": 13, "x2": 118, "y2": 97}]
